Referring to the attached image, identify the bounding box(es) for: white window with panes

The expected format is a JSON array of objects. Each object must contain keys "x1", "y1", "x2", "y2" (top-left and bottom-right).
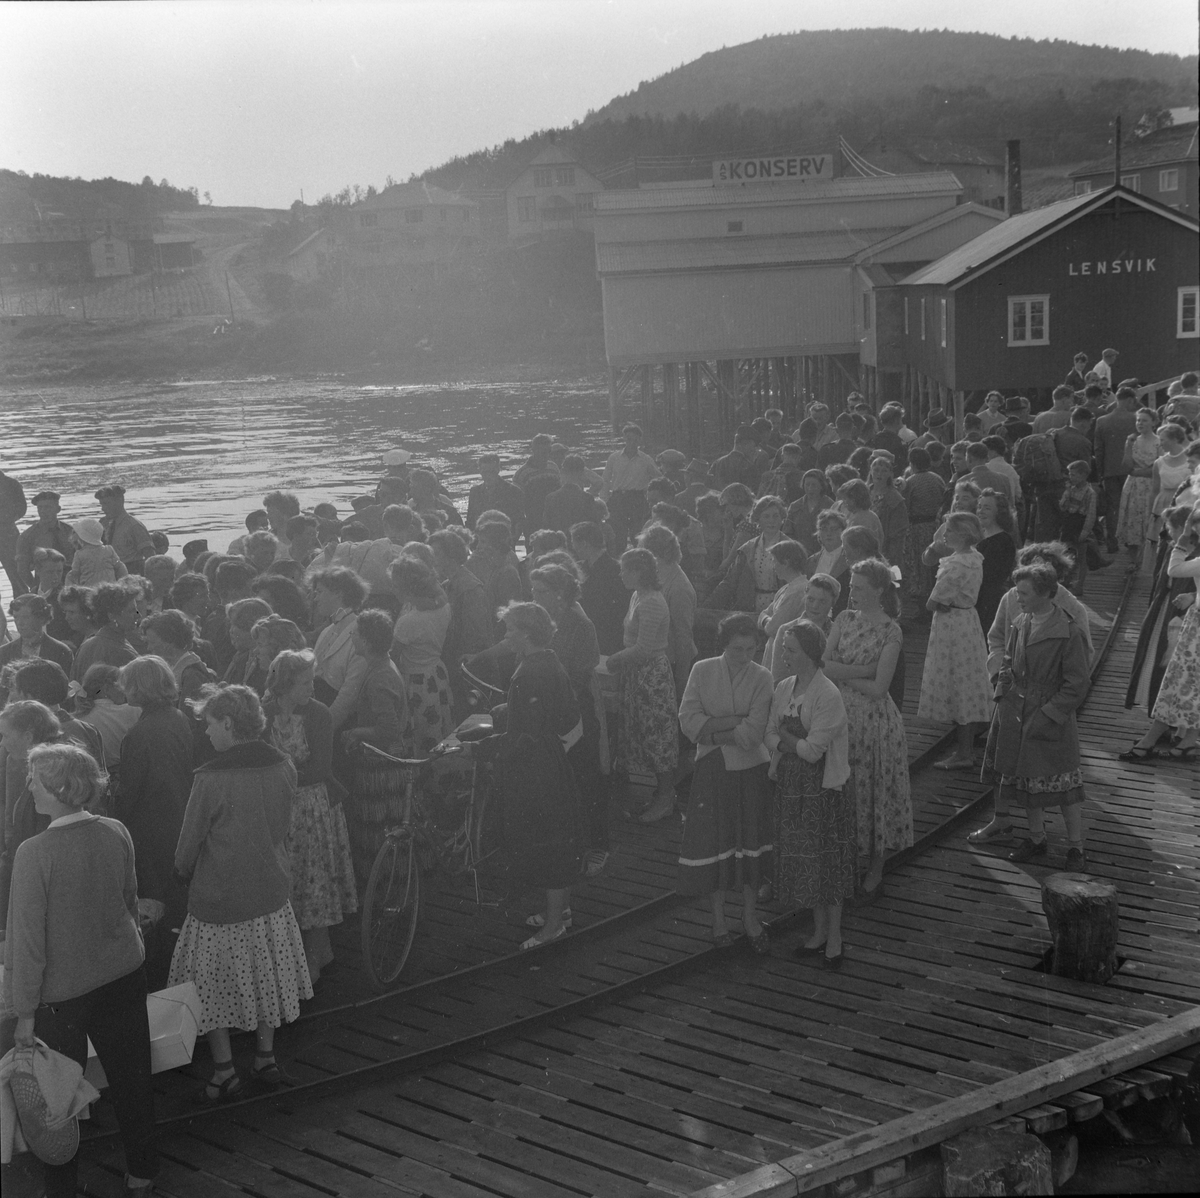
[
  {"x1": 533, "y1": 168, "x2": 554, "y2": 188},
  {"x1": 517, "y1": 196, "x2": 536, "y2": 222},
  {"x1": 1008, "y1": 295, "x2": 1049, "y2": 346},
  {"x1": 1179, "y1": 286, "x2": 1199, "y2": 339},
  {"x1": 1120, "y1": 174, "x2": 1141, "y2": 192},
  {"x1": 1160, "y1": 169, "x2": 1180, "y2": 192}
]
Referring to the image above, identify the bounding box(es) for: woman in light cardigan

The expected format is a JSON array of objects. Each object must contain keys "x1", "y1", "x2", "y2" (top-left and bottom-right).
[
  {"x1": 766, "y1": 620, "x2": 854, "y2": 969},
  {"x1": 676, "y1": 612, "x2": 775, "y2": 949}
]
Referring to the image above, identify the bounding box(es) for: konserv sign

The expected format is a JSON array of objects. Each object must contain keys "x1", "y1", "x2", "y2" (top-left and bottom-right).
[{"x1": 713, "y1": 155, "x2": 833, "y2": 184}]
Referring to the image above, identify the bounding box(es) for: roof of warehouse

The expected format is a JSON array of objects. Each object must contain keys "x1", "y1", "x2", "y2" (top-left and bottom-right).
[
  {"x1": 596, "y1": 228, "x2": 909, "y2": 273},
  {"x1": 594, "y1": 172, "x2": 962, "y2": 212}
]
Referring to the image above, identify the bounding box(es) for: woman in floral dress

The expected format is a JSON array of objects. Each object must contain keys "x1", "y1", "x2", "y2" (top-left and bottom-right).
[
  {"x1": 824, "y1": 558, "x2": 911, "y2": 899},
  {"x1": 608, "y1": 548, "x2": 679, "y2": 823},
  {"x1": 1116, "y1": 407, "x2": 1162, "y2": 569},
  {"x1": 263, "y1": 649, "x2": 357, "y2": 985},
  {"x1": 918, "y1": 513, "x2": 994, "y2": 770},
  {"x1": 766, "y1": 620, "x2": 854, "y2": 969},
  {"x1": 1121, "y1": 508, "x2": 1200, "y2": 760}
]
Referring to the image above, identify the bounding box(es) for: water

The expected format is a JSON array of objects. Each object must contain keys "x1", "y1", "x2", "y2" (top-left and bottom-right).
[{"x1": 0, "y1": 376, "x2": 613, "y2": 572}]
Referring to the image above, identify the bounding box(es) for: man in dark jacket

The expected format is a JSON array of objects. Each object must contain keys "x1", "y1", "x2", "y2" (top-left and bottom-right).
[
  {"x1": 570, "y1": 521, "x2": 630, "y2": 656},
  {"x1": 712, "y1": 426, "x2": 761, "y2": 491},
  {"x1": 543, "y1": 456, "x2": 605, "y2": 535},
  {"x1": 466, "y1": 453, "x2": 526, "y2": 538},
  {"x1": 16, "y1": 491, "x2": 76, "y2": 591}
]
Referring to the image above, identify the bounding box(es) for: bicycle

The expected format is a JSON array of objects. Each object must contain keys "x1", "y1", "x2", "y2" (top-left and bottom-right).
[{"x1": 356, "y1": 696, "x2": 506, "y2": 991}]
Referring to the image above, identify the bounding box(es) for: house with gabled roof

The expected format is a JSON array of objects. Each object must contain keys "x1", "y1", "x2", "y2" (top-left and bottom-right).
[
  {"x1": 1070, "y1": 122, "x2": 1198, "y2": 218},
  {"x1": 897, "y1": 185, "x2": 1199, "y2": 420},
  {"x1": 340, "y1": 182, "x2": 479, "y2": 270},
  {"x1": 504, "y1": 143, "x2": 606, "y2": 245}
]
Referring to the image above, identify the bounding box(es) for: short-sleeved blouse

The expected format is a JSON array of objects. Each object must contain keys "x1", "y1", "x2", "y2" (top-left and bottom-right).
[
  {"x1": 392, "y1": 603, "x2": 451, "y2": 674},
  {"x1": 930, "y1": 549, "x2": 984, "y2": 609},
  {"x1": 829, "y1": 607, "x2": 903, "y2": 676},
  {"x1": 623, "y1": 589, "x2": 670, "y2": 656}
]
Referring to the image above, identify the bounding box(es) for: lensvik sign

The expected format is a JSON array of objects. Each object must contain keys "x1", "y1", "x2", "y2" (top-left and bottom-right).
[{"x1": 713, "y1": 155, "x2": 833, "y2": 184}]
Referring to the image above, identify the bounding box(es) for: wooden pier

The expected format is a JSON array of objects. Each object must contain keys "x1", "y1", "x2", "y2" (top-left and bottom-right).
[{"x1": 54, "y1": 567, "x2": 1198, "y2": 1197}]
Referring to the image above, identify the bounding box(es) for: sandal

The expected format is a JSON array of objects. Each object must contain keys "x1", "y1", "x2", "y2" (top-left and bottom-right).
[
  {"x1": 526, "y1": 909, "x2": 572, "y2": 929},
  {"x1": 250, "y1": 1060, "x2": 296, "y2": 1091},
  {"x1": 1117, "y1": 744, "x2": 1158, "y2": 763},
  {"x1": 519, "y1": 924, "x2": 567, "y2": 951},
  {"x1": 1169, "y1": 745, "x2": 1198, "y2": 761},
  {"x1": 192, "y1": 1072, "x2": 243, "y2": 1106}
]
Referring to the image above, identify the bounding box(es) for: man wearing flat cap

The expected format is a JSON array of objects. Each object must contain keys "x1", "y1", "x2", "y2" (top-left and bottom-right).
[
  {"x1": 95, "y1": 484, "x2": 155, "y2": 576},
  {"x1": 16, "y1": 491, "x2": 76, "y2": 591}
]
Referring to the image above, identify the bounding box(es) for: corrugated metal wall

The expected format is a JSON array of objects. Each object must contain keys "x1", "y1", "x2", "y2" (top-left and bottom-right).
[{"x1": 602, "y1": 266, "x2": 856, "y2": 365}]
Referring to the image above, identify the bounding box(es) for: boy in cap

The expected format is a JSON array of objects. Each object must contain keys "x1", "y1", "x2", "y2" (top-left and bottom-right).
[
  {"x1": 95, "y1": 484, "x2": 155, "y2": 575},
  {"x1": 17, "y1": 491, "x2": 76, "y2": 590},
  {"x1": 466, "y1": 452, "x2": 526, "y2": 536}
]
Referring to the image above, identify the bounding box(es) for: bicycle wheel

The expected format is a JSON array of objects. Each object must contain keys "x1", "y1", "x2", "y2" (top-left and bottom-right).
[
  {"x1": 468, "y1": 769, "x2": 504, "y2": 876},
  {"x1": 361, "y1": 834, "x2": 421, "y2": 991}
]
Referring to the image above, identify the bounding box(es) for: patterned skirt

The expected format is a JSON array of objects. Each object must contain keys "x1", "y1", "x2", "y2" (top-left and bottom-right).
[
  {"x1": 774, "y1": 752, "x2": 857, "y2": 907},
  {"x1": 997, "y1": 769, "x2": 1086, "y2": 810},
  {"x1": 404, "y1": 661, "x2": 455, "y2": 755},
  {"x1": 615, "y1": 653, "x2": 679, "y2": 775},
  {"x1": 288, "y1": 782, "x2": 359, "y2": 929},
  {"x1": 1151, "y1": 602, "x2": 1200, "y2": 733},
  {"x1": 677, "y1": 752, "x2": 772, "y2": 895},
  {"x1": 168, "y1": 903, "x2": 314, "y2": 1034}
]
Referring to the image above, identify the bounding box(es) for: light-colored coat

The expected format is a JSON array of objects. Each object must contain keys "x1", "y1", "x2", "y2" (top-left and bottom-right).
[
  {"x1": 765, "y1": 670, "x2": 850, "y2": 790},
  {"x1": 985, "y1": 605, "x2": 1090, "y2": 780},
  {"x1": 678, "y1": 655, "x2": 774, "y2": 771}
]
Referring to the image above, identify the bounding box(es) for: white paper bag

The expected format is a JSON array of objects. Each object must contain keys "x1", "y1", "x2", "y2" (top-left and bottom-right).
[{"x1": 84, "y1": 981, "x2": 201, "y2": 1089}]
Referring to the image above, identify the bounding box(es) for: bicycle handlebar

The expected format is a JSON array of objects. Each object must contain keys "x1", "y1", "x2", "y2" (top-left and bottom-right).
[{"x1": 354, "y1": 742, "x2": 460, "y2": 768}]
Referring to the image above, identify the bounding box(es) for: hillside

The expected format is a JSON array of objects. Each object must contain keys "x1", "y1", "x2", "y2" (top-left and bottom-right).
[
  {"x1": 423, "y1": 27, "x2": 1197, "y2": 190},
  {"x1": 0, "y1": 168, "x2": 202, "y2": 228},
  {"x1": 587, "y1": 28, "x2": 1197, "y2": 123}
]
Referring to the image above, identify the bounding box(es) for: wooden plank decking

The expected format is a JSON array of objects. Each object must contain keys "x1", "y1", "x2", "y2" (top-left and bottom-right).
[{"x1": 63, "y1": 568, "x2": 1198, "y2": 1197}]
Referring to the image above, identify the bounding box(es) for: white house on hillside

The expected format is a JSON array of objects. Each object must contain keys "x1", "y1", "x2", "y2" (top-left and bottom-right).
[{"x1": 505, "y1": 144, "x2": 606, "y2": 244}]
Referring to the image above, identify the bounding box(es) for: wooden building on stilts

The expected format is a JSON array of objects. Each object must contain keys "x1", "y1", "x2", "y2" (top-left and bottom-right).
[{"x1": 593, "y1": 173, "x2": 1004, "y2": 449}]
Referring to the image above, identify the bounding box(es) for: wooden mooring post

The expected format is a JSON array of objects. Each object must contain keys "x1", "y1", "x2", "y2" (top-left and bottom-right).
[{"x1": 1041, "y1": 873, "x2": 1120, "y2": 984}]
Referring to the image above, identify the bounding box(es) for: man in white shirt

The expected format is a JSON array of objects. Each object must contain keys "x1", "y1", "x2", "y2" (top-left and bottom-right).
[
  {"x1": 1093, "y1": 347, "x2": 1118, "y2": 388},
  {"x1": 601, "y1": 423, "x2": 660, "y2": 548}
]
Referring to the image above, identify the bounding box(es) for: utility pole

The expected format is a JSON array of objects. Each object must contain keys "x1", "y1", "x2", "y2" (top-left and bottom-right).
[
  {"x1": 1114, "y1": 114, "x2": 1122, "y2": 186},
  {"x1": 225, "y1": 270, "x2": 234, "y2": 321}
]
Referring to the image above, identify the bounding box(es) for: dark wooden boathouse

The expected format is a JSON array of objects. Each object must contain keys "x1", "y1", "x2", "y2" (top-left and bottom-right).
[{"x1": 897, "y1": 185, "x2": 1200, "y2": 425}]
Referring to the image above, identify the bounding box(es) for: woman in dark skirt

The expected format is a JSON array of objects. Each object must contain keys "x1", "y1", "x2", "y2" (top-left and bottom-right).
[
  {"x1": 766, "y1": 620, "x2": 855, "y2": 970},
  {"x1": 478, "y1": 601, "x2": 584, "y2": 950},
  {"x1": 676, "y1": 612, "x2": 775, "y2": 949}
]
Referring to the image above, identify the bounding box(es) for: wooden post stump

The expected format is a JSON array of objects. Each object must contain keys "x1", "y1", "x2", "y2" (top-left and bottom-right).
[
  {"x1": 941, "y1": 1125, "x2": 1053, "y2": 1196},
  {"x1": 1041, "y1": 872, "x2": 1119, "y2": 984}
]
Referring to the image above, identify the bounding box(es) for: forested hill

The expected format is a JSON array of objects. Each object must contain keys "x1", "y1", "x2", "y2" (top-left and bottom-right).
[
  {"x1": 421, "y1": 27, "x2": 1197, "y2": 190},
  {"x1": 0, "y1": 169, "x2": 201, "y2": 228},
  {"x1": 588, "y1": 28, "x2": 1197, "y2": 123}
]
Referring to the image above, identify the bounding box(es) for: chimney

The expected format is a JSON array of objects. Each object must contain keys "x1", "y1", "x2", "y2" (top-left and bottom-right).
[{"x1": 1005, "y1": 140, "x2": 1022, "y2": 215}]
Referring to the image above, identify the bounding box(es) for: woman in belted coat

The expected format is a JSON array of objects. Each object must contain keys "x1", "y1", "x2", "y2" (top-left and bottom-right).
[{"x1": 983, "y1": 562, "x2": 1091, "y2": 872}]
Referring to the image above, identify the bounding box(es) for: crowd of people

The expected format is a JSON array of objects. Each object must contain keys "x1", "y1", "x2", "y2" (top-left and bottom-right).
[{"x1": 0, "y1": 356, "x2": 1198, "y2": 1195}]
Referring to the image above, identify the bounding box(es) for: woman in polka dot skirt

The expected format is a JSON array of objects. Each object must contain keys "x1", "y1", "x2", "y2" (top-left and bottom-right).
[{"x1": 168, "y1": 684, "x2": 313, "y2": 1103}]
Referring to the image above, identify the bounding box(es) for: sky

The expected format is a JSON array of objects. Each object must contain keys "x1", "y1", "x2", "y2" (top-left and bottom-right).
[{"x1": 3, "y1": 0, "x2": 1198, "y2": 209}]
